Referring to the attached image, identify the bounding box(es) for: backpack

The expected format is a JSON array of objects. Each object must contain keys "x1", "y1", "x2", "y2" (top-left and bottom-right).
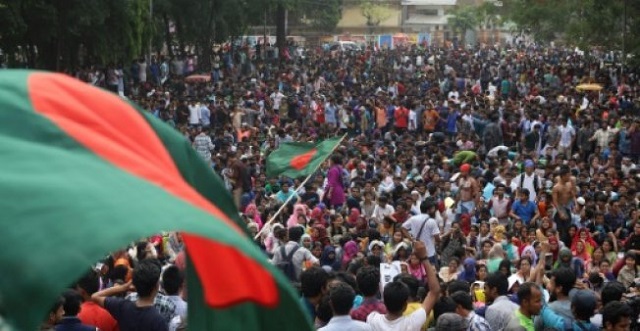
[
  {"x1": 519, "y1": 173, "x2": 539, "y2": 195},
  {"x1": 277, "y1": 245, "x2": 300, "y2": 281}
]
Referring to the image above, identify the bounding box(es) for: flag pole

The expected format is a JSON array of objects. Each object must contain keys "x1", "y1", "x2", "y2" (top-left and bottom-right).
[{"x1": 253, "y1": 133, "x2": 347, "y2": 240}]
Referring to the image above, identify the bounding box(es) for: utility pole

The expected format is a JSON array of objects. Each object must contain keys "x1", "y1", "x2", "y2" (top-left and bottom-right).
[
  {"x1": 149, "y1": 0, "x2": 153, "y2": 62},
  {"x1": 264, "y1": 4, "x2": 268, "y2": 59},
  {"x1": 622, "y1": 0, "x2": 627, "y2": 75}
]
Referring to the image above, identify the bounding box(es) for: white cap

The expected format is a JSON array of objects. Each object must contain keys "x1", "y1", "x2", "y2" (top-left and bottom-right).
[{"x1": 577, "y1": 197, "x2": 586, "y2": 205}]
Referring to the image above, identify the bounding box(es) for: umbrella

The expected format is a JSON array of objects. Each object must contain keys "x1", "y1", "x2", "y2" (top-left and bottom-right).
[
  {"x1": 0, "y1": 70, "x2": 311, "y2": 331},
  {"x1": 575, "y1": 83, "x2": 603, "y2": 92},
  {"x1": 185, "y1": 74, "x2": 211, "y2": 83}
]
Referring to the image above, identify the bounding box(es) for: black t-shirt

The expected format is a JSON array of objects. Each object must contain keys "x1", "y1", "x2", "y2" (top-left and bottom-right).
[{"x1": 104, "y1": 297, "x2": 168, "y2": 331}]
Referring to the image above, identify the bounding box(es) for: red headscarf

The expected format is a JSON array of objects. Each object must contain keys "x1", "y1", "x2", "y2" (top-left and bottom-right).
[
  {"x1": 571, "y1": 228, "x2": 597, "y2": 254},
  {"x1": 347, "y1": 208, "x2": 361, "y2": 227}
]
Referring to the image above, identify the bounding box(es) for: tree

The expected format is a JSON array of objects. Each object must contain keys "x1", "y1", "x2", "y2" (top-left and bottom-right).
[
  {"x1": 298, "y1": 0, "x2": 343, "y2": 32},
  {"x1": 446, "y1": 5, "x2": 479, "y2": 43},
  {"x1": 360, "y1": 0, "x2": 390, "y2": 34},
  {"x1": 501, "y1": 0, "x2": 639, "y2": 59}
]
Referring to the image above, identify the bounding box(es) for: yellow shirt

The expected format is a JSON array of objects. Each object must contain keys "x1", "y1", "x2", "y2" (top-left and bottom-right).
[{"x1": 404, "y1": 302, "x2": 429, "y2": 331}]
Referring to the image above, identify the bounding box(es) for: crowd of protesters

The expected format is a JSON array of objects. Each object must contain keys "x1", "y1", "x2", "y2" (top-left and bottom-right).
[{"x1": 33, "y1": 39, "x2": 640, "y2": 331}]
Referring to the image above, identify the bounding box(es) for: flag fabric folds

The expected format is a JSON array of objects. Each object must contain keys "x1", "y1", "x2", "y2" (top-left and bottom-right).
[
  {"x1": 0, "y1": 70, "x2": 312, "y2": 331},
  {"x1": 266, "y1": 137, "x2": 342, "y2": 178}
]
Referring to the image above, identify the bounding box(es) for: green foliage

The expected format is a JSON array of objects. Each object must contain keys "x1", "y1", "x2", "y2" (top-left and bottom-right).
[
  {"x1": 0, "y1": 0, "x2": 344, "y2": 69},
  {"x1": 360, "y1": 0, "x2": 390, "y2": 27},
  {"x1": 447, "y1": 5, "x2": 479, "y2": 40},
  {"x1": 298, "y1": 0, "x2": 343, "y2": 32},
  {"x1": 501, "y1": 0, "x2": 639, "y2": 57}
]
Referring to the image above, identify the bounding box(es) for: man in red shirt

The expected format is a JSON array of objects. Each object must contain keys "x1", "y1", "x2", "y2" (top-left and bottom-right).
[
  {"x1": 394, "y1": 100, "x2": 409, "y2": 134},
  {"x1": 77, "y1": 270, "x2": 119, "y2": 331}
]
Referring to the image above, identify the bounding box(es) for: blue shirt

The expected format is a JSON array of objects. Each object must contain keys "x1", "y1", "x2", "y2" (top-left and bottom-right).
[{"x1": 511, "y1": 199, "x2": 537, "y2": 224}]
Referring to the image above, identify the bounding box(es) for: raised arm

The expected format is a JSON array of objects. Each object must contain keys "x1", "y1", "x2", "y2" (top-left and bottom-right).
[
  {"x1": 91, "y1": 281, "x2": 133, "y2": 307},
  {"x1": 413, "y1": 240, "x2": 441, "y2": 314}
]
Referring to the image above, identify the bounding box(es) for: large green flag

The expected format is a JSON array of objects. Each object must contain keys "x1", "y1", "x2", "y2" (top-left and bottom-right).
[
  {"x1": 0, "y1": 70, "x2": 312, "y2": 331},
  {"x1": 266, "y1": 137, "x2": 342, "y2": 178}
]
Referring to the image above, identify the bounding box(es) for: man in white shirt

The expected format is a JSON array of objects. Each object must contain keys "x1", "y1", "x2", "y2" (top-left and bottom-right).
[
  {"x1": 401, "y1": 200, "x2": 440, "y2": 267},
  {"x1": 514, "y1": 159, "x2": 542, "y2": 202},
  {"x1": 371, "y1": 196, "x2": 395, "y2": 225},
  {"x1": 271, "y1": 226, "x2": 318, "y2": 281},
  {"x1": 188, "y1": 101, "x2": 200, "y2": 127},
  {"x1": 366, "y1": 240, "x2": 440, "y2": 331},
  {"x1": 319, "y1": 282, "x2": 372, "y2": 331},
  {"x1": 557, "y1": 117, "x2": 576, "y2": 159},
  {"x1": 485, "y1": 272, "x2": 519, "y2": 331}
]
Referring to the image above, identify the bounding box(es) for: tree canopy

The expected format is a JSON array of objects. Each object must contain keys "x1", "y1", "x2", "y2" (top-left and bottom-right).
[{"x1": 0, "y1": 0, "x2": 342, "y2": 70}]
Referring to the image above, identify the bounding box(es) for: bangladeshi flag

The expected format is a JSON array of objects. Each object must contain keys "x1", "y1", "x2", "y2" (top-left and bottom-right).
[
  {"x1": 266, "y1": 137, "x2": 342, "y2": 178},
  {"x1": 0, "y1": 70, "x2": 312, "y2": 331}
]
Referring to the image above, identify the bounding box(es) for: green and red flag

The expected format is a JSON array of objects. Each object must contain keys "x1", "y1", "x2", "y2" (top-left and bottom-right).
[
  {"x1": 266, "y1": 137, "x2": 342, "y2": 178},
  {"x1": 0, "y1": 70, "x2": 312, "y2": 331}
]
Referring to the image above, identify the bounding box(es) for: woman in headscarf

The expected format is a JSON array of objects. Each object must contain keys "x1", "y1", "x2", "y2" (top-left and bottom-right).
[
  {"x1": 536, "y1": 217, "x2": 553, "y2": 242},
  {"x1": 327, "y1": 214, "x2": 348, "y2": 238},
  {"x1": 521, "y1": 245, "x2": 538, "y2": 267},
  {"x1": 325, "y1": 154, "x2": 346, "y2": 209},
  {"x1": 407, "y1": 252, "x2": 426, "y2": 283},
  {"x1": 244, "y1": 202, "x2": 263, "y2": 229},
  {"x1": 554, "y1": 247, "x2": 585, "y2": 279},
  {"x1": 341, "y1": 240, "x2": 359, "y2": 269},
  {"x1": 487, "y1": 243, "x2": 506, "y2": 273},
  {"x1": 320, "y1": 246, "x2": 341, "y2": 271},
  {"x1": 300, "y1": 234, "x2": 313, "y2": 250},
  {"x1": 440, "y1": 221, "x2": 466, "y2": 266},
  {"x1": 571, "y1": 239, "x2": 591, "y2": 267},
  {"x1": 368, "y1": 240, "x2": 386, "y2": 262},
  {"x1": 346, "y1": 208, "x2": 360, "y2": 227},
  {"x1": 547, "y1": 236, "x2": 561, "y2": 263},
  {"x1": 457, "y1": 258, "x2": 477, "y2": 283},
  {"x1": 391, "y1": 242, "x2": 410, "y2": 261},
  {"x1": 311, "y1": 224, "x2": 330, "y2": 247},
  {"x1": 287, "y1": 203, "x2": 308, "y2": 228},
  {"x1": 570, "y1": 228, "x2": 597, "y2": 255}
]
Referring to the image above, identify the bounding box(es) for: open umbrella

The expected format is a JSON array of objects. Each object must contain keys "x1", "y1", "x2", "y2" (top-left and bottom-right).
[
  {"x1": 185, "y1": 74, "x2": 211, "y2": 83},
  {"x1": 0, "y1": 70, "x2": 311, "y2": 331},
  {"x1": 575, "y1": 83, "x2": 603, "y2": 92}
]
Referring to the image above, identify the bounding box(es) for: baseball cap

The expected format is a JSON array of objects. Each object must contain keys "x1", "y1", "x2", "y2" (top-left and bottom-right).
[
  {"x1": 524, "y1": 159, "x2": 535, "y2": 168},
  {"x1": 436, "y1": 313, "x2": 469, "y2": 331},
  {"x1": 570, "y1": 289, "x2": 597, "y2": 315}
]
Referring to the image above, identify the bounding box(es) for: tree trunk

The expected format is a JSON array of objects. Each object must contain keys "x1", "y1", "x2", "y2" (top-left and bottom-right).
[
  {"x1": 163, "y1": 14, "x2": 174, "y2": 59},
  {"x1": 276, "y1": 3, "x2": 286, "y2": 60}
]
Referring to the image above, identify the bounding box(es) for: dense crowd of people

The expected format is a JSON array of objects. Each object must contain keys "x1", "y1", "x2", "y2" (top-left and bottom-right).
[{"x1": 35, "y1": 40, "x2": 640, "y2": 331}]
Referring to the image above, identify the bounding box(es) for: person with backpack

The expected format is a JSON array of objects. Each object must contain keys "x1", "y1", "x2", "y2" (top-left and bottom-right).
[
  {"x1": 514, "y1": 159, "x2": 543, "y2": 202},
  {"x1": 271, "y1": 226, "x2": 318, "y2": 283}
]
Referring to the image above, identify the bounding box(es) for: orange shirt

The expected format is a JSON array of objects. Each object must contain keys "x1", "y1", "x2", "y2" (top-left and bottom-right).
[
  {"x1": 78, "y1": 301, "x2": 119, "y2": 331},
  {"x1": 375, "y1": 107, "x2": 387, "y2": 128}
]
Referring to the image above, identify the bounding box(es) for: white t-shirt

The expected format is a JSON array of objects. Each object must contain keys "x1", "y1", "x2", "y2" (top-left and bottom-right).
[
  {"x1": 408, "y1": 109, "x2": 417, "y2": 131},
  {"x1": 514, "y1": 172, "x2": 542, "y2": 202},
  {"x1": 372, "y1": 204, "x2": 395, "y2": 223},
  {"x1": 402, "y1": 215, "x2": 440, "y2": 258},
  {"x1": 367, "y1": 307, "x2": 427, "y2": 331},
  {"x1": 188, "y1": 104, "x2": 200, "y2": 125}
]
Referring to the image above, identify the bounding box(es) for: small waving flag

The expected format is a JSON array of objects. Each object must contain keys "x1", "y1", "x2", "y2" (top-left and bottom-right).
[
  {"x1": 266, "y1": 137, "x2": 342, "y2": 178},
  {"x1": 0, "y1": 70, "x2": 312, "y2": 331}
]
